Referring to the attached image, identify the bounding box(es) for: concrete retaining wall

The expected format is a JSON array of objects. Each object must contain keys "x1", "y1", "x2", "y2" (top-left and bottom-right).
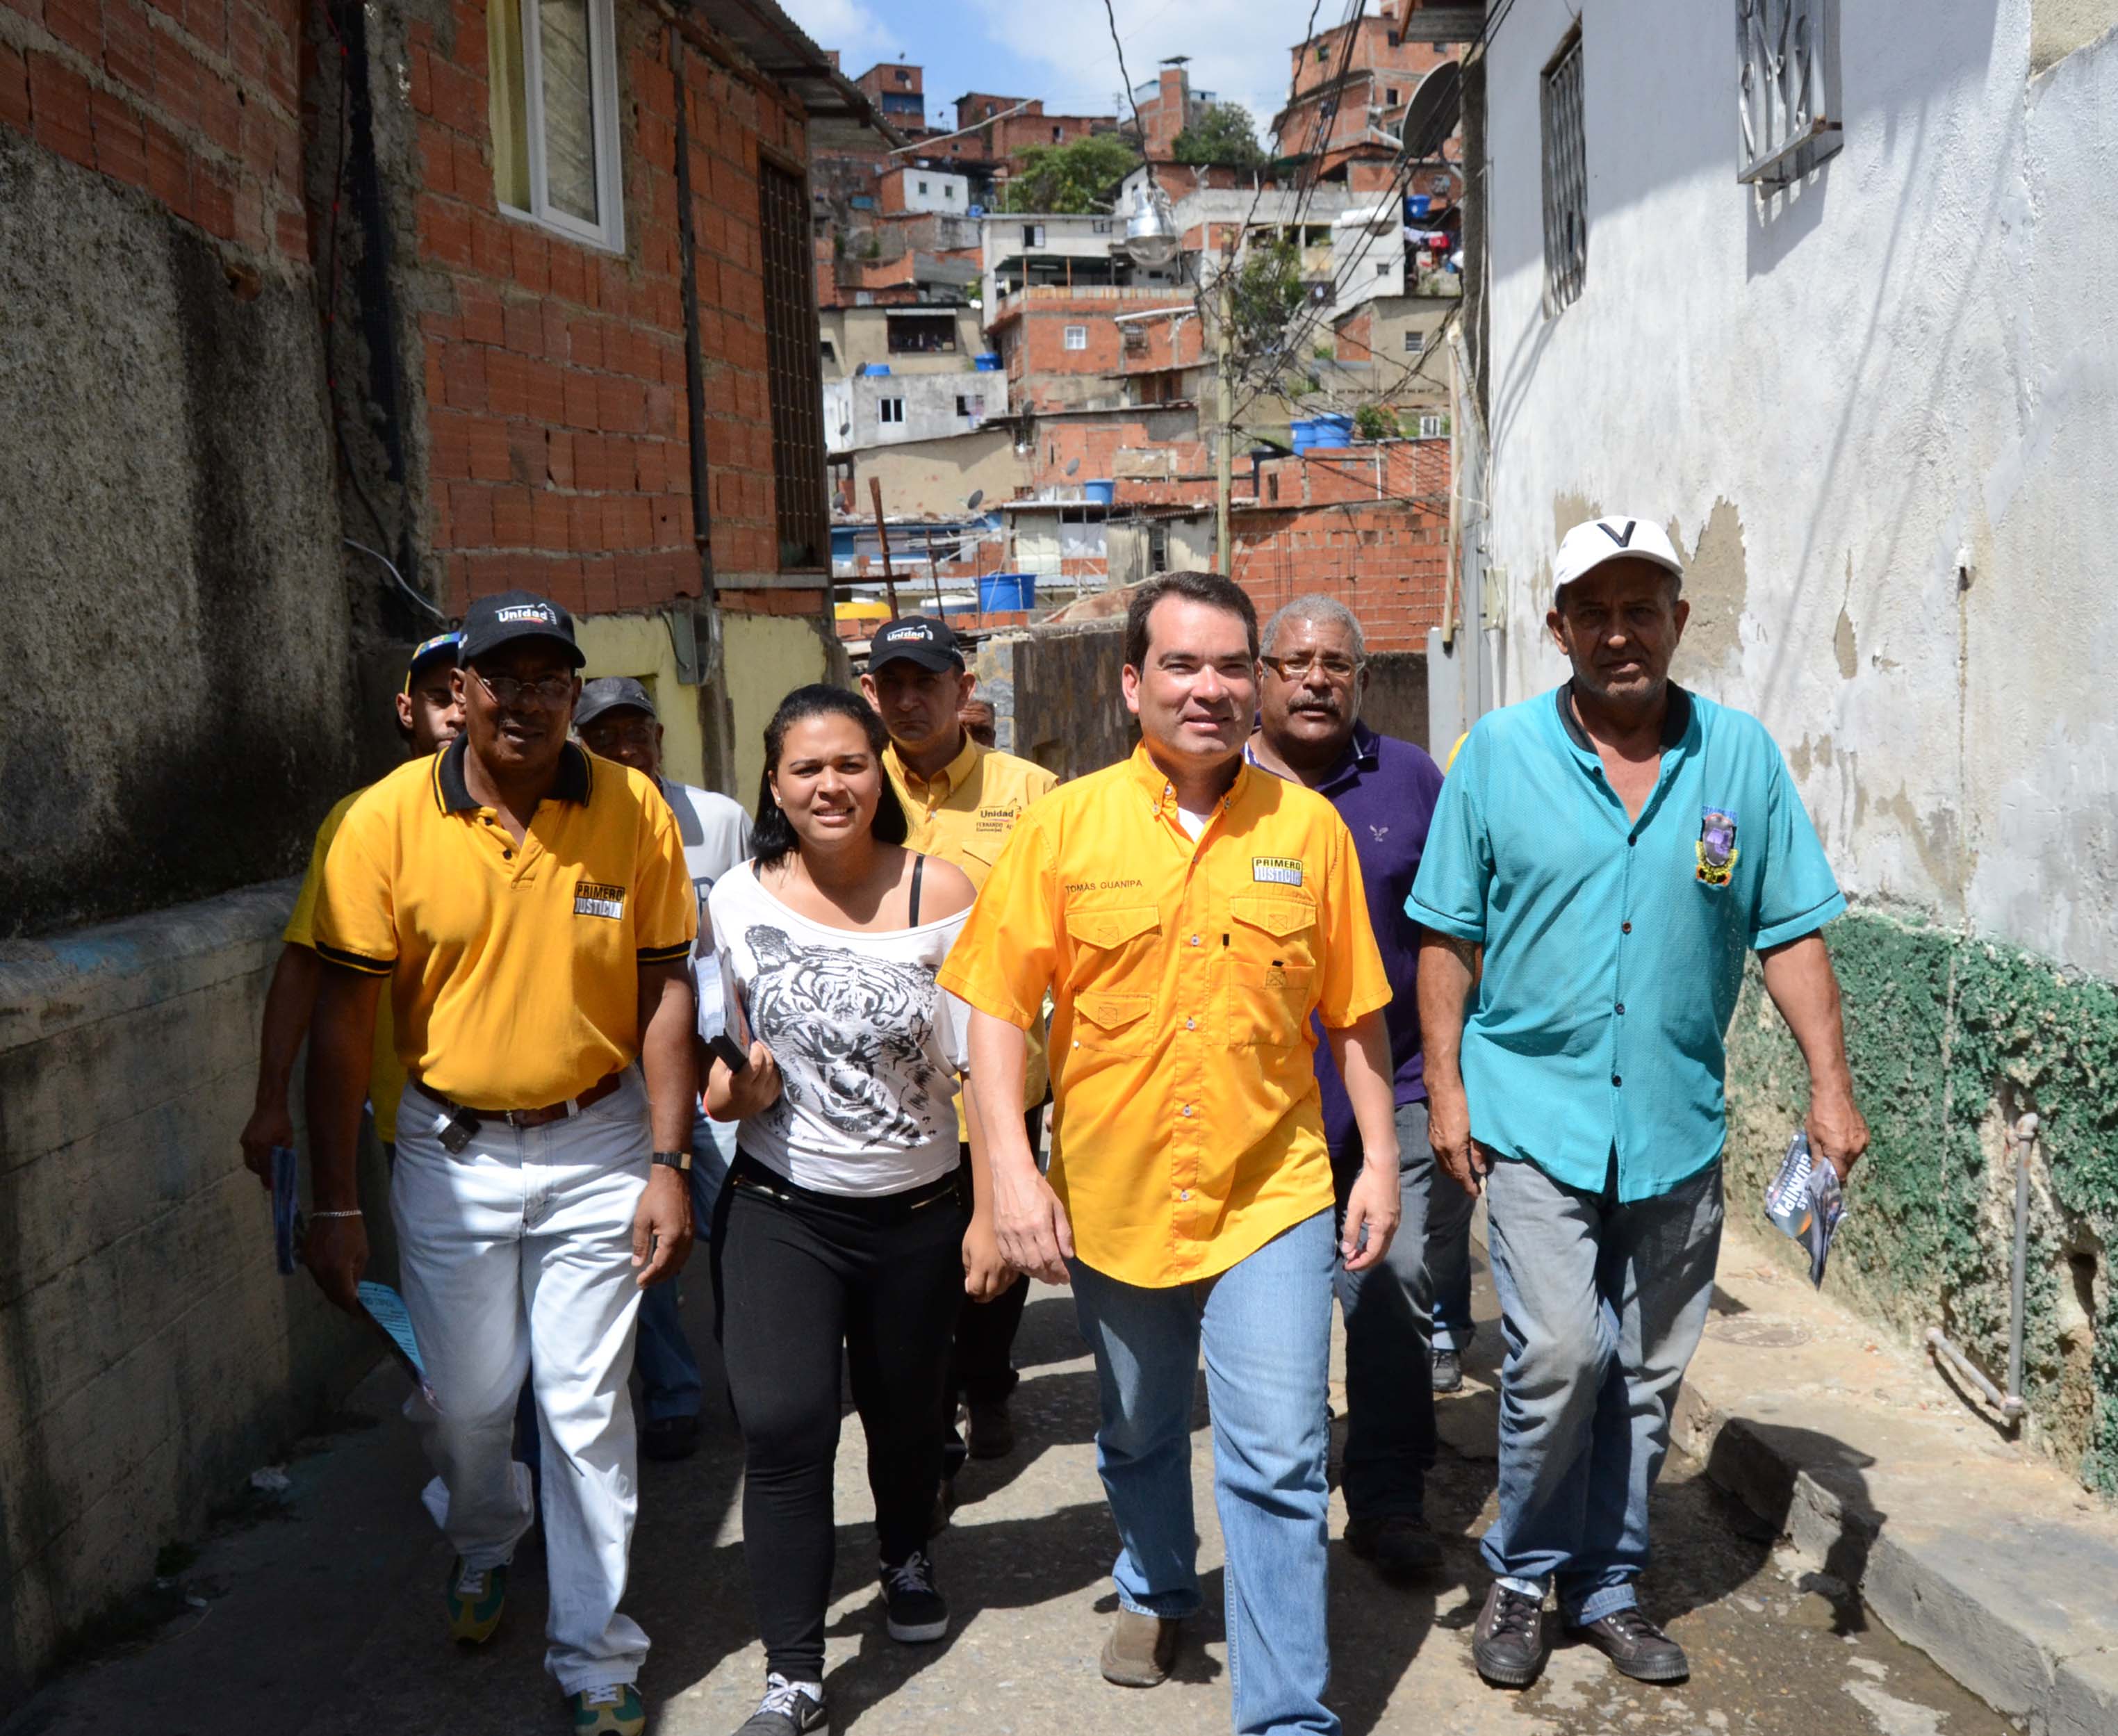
[{"x1": 0, "y1": 883, "x2": 386, "y2": 1705}]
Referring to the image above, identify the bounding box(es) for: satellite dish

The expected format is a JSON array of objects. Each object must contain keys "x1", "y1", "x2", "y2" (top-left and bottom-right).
[
  {"x1": 966, "y1": 489, "x2": 985, "y2": 509},
  {"x1": 1065, "y1": 459, "x2": 1081, "y2": 476},
  {"x1": 1400, "y1": 61, "x2": 1463, "y2": 161},
  {"x1": 837, "y1": 422, "x2": 851, "y2": 437}
]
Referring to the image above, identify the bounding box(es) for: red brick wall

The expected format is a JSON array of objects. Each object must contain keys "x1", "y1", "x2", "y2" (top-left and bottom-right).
[
  {"x1": 1232, "y1": 441, "x2": 1452, "y2": 652},
  {"x1": 408, "y1": 3, "x2": 801, "y2": 616},
  {"x1": 1, "y1": 0, "x2": 307, "y2": 260}
]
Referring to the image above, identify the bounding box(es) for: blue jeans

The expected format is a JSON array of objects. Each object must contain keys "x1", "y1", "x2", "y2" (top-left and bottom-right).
[
  {"x1": 632, "y1": 1113, "x2": 736, "y2": 1423},
  {"x1": 1479, "y1": 1154, "x2": 1723, "y2": 1625},
  {"x1": 1329, "y1": 1099, "x2": 1441, "y2": 1521},
  {"x1": 1070, "y1": 1210, "x2": 1338, "y2": 1736}
]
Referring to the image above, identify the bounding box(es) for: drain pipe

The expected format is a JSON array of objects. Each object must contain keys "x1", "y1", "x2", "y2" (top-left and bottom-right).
[{"x1": 1926, "y1": 1111, "x2": 2039, "y2": 1421}]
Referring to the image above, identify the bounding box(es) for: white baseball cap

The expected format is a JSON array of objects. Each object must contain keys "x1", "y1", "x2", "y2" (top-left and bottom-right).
[{"x1": 1553, "y1": 515, "x2": 1684, "y2": 605}]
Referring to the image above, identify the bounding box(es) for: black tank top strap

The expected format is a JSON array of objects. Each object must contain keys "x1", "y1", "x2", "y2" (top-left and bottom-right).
[{"x1": 909, "y1": 852, "x2": 925, "y2": 926}]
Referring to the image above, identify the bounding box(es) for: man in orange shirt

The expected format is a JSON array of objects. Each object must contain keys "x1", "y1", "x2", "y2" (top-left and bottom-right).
[{"x1": 939, "y1": 573, "x2": 1403, "y2": 1736}]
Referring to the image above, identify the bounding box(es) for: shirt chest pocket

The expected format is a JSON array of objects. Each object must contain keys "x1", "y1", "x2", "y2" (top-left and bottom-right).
[
  {"x1": 1225, "y1": 894, "x2": 1318, "y2": 1049},
  {"x1": 1064, "y1": 903, "x2": 1161, "y2": 1055}
]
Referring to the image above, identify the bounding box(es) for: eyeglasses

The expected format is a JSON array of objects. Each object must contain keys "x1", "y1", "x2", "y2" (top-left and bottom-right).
[
  {"x1": 1262, "y1": 652, "x2": 1364, "y2": 682},
  {"x1": 473, "y1": 670, "x2": 575, "y2": 708}
]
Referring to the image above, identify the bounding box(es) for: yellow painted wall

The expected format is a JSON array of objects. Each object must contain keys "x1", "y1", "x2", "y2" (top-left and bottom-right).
[
  {"x1": 574, "y1": 612, "x2": 711, "y2": 791},
  {"x1": 723, "y1": 610, "x2": 835, "y2": 807}
]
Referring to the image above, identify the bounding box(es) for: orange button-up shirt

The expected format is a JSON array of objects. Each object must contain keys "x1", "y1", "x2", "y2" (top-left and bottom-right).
[{"x1": 937, "y1": 743, "x2": 1390, "y2": 1288}]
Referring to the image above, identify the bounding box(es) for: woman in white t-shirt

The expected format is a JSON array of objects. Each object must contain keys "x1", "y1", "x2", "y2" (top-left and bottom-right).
[{"x1": 704, "y1": 685, "x2": 1010, "y2": 1736}]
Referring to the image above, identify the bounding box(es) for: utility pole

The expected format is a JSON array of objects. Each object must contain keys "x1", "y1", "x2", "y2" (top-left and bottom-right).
[
  {"x1": 868, "y1": 476, "x2": 901, "y2": 617},
  {"x1": 1215, "y1": 252, "x2": 1234, "y2": 577}
]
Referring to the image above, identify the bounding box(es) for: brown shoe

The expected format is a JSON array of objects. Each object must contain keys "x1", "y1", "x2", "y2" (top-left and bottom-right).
[{"x1": 1099, "y1": 1609, "x2": 1181, "y2": 1687}]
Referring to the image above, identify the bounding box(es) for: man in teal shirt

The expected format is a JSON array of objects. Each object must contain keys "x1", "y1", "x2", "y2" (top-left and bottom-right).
[{"x1": 1410, "y1": 516, "x2": 1869, "y2": 1692}]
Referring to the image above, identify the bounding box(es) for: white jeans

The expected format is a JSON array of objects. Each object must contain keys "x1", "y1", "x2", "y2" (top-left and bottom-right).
[{"x1": 391, "y1": 1071, "x2": 652, "y2": 1693}]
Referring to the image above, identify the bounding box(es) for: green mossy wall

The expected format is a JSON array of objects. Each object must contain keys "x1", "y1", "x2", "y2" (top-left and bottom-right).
[{"x1": 1725, "y1": 908, "x2": 2118, "y2": 1492}]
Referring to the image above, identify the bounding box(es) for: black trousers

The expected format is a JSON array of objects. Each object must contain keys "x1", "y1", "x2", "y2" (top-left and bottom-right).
[{"x1": 715, "y1": 1153, "x2": 967, "y2": 1680}]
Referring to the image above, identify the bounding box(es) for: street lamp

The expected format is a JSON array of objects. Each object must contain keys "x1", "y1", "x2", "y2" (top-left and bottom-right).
[{"x1": 1123, "y1": 180, "x2": 1179, "y2": 267}]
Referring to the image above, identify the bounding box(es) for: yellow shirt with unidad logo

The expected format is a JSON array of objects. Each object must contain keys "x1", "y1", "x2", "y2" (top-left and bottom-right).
[
  {"x1": 284, "y1": 788, "x2": 406, "y2": 1143},
  {"x1": 885, "y1": 734, "x2": 1059, "y2": 1119},
  {"x1": 312, "y1": 737, "x2": 696, "y2": 1111},
  {"x1": 937, "y1": 743, "x2": 1390, "y2": 1288}
]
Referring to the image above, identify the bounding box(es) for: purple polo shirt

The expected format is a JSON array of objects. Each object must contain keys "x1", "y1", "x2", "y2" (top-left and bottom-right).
[{"x1": 1253, "y1": 721, "x2": 1445, "y2": 1152}]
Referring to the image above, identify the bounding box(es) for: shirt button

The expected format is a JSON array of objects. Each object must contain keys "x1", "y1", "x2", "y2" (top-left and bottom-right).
[
  {"x1": 503, "y1": 849, "x2": 514, "y2": 860},
  {"x1": 1615, "y1": 1003, "x2": 1626, "y2": 1015},
  {"x1": 1612, "y1": 1073, "x2": 1623, "y2": 1087},
  {"x1": 1185, "y1": 1017, "x2": 1197, "y2": 1031},
  {"x1": 1180, "y1": 1189, "x2": 1191, "y2": 1201},
  {"x1": 1190, "y1": 934, "x2": 1201, "y2": 947},
  {"x1": 1181, "y1": 1104, "x2": 1192, "y2": 1117},
  {"x1": 1628, "y1": 836, "x2": 1637, "y2": 847},
  {"x1": 1622, "y1": 922, "x2": 1633, "y2": 934}
]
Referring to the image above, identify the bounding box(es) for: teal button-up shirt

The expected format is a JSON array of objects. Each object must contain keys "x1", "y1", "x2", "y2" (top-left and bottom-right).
[{"x1": 1406, "y1": 682, "x2": 1844, "y2": 1200}]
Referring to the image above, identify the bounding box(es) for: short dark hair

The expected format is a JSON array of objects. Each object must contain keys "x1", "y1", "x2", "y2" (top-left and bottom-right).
[
  {"x1": 1123, "y1": 571, "x2": 1259, "y2": 671},
  {"x1": 750, "y1": 685, "x2": 910, "y2": 869}
]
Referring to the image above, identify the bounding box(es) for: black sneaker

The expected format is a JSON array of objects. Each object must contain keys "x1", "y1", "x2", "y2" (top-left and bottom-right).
[
  {"x1": 1472, "y1": 1580, "x2": 1548, "y2": 1687},
  {"x1": 1431, "y1": 1349, "x2": 1464, "y2": 1393},
  {"x1": 736, "y1": 1673, "x2": 827, "y2": 1734},
  {"x1": 1345, "y1": 1514, "x2": 1444, "y2": 1582},
  {"x1": 1568, "y1": 1607, "x2": 1690, "y2": 1682},
  {"x1": 880, "y1": 1548, "x2": 949, "y2": 1643},
  {"x1": 966, "y1": 1396, "x2": 1015, "y2": 1459}
]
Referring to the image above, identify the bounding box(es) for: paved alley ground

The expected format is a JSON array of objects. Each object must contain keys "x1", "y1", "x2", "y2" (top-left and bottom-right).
[{"x1": 7, "y1": 1252, "x2": 2012, "y2": 1736}]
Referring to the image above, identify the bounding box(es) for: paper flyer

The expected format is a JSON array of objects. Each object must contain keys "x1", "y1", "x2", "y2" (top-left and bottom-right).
[
  {"x1": 1764, "y1": 1130, "x2": 1845, "y2": 1288},
  {"x1": 357, "y1": 1280, "x2": 440, "y2": 1411}
]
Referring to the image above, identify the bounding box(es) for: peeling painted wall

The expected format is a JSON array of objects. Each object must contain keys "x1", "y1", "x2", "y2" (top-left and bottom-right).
[{"x1": 1480, "y1": 1, "x2": 2118, "y2": 1487}]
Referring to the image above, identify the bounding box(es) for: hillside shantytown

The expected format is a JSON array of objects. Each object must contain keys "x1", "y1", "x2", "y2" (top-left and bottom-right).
[{"x1": 1, "y1": 3, "x2": 2115, "y2": 1735}]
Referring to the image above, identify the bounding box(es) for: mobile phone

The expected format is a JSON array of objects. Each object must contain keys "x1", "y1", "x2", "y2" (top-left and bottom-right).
[{"x1": 708, "y1": 1031, "x2": 751, "y2": 1075}]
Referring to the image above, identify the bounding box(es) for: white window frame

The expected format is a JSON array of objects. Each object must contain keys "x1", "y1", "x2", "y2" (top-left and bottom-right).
[
  {"x1": 502, "y1": 0, "x2": 626, "y2": 254},
  {"x1": 1418, "y1": 413, "x2": 1445, "y2": 438},
  {"x1": 878, "y1": 397, "x2": 905, "y2": 424},
  {"x1": 1062, "y1": 325, "x2": 1088, "y2": 350}
]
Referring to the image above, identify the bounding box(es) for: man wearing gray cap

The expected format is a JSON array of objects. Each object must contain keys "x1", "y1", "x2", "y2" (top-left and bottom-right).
[
  {"x1": 575, "y1": 675, "x2": 753, "y2": 1464},
  {"x1": 1411, "y1": 518, "x2": 1868, "y2": 1691}
]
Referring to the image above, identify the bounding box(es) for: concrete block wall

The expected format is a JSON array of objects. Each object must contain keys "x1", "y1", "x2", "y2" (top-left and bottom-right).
[{"x1": 0, "y1": 885, "x2": 385, "y2": 1706}]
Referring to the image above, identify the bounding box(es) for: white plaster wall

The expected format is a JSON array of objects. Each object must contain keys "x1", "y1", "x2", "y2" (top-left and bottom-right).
[
  {"x1": 1479, "y1": 0, "x2": 2118, "y2": 978},
  {"x1": 892, "y1": 167, "x2": 971, "y2": 214}
]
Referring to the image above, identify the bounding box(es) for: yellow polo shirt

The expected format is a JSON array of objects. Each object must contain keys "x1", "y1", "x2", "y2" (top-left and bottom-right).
[
  {"x1": 313, "y1": 737, "x2": 695, "y2": 1111},
  {"x1": 284, "y1": 789, "x2": 406, "y2": 1144},
  {"x1": 937, "y1": 743, "x2": 1390, "y2": 1287},
  {"x1": 887, "y1": 733, "x2": 1059, "y2": 1119}
]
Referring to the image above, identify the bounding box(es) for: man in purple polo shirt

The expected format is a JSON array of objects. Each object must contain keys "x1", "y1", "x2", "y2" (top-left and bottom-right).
[{"x1": 1248, "y1": 594, "x2": 1454, "y2": 1583}]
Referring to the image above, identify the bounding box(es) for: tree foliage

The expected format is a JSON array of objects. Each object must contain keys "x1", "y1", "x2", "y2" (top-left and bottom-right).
[
  {"x1": 1226, "y1": 241, "x2": 1307, "y2": 372},
  {"x1": 1172, "y1": 103, "x2": 1267, "y2": 170},
  {"x1": 999, "y1": 135, "x2": 1142, "y2": 213}
]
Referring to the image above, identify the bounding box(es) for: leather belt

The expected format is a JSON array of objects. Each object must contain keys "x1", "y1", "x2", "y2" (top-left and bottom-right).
[{"x1": 412, "y1": 1070, "x2": 625, "y2": 1130}]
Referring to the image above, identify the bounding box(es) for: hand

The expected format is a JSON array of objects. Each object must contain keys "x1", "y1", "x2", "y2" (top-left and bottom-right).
[
  {"x1": 1807, "y1": 1081, "x2": 1869, "y2": 1183},
  {"x1": 962, "y1": 1213, "x2": 1017, "y2": 1302},
  {"x1": 304, "y1": 1214, "x2": 369, "y2": 1313},
  {"x1": 1341, "y1": 1152, "x2": 1402, "y2": 1272},
  {"x1": 709, "y1": 1040, "x2": 782, "y2": 1122},
  {"x1": 991, "y1": 1155, "x2": 1075, "y2": 1286},
  {"x1": 632, "y1": 1165, "x2": 694, "y2": 1288},
  {"x1": 1427, "y1": 1083, "x2": 1486, "y2": 1196},
  {"x1": 240, "y1": 1097, "x2": 293, "y2": 1190}
]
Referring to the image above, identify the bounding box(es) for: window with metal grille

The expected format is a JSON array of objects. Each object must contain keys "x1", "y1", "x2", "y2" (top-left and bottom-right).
[
  {"x1": 758, "y1": 161, "x2": 828, "y2": 569},
  {"x1": 1541, "y1": 29, "x2": 1587, "y2": 313},
  {"x1": 1737, "y1": 0, "x2": 1842, "y2": 186},
  {"x1": 1404, "y1": 330, "x2": 1426, "y2": 354}
]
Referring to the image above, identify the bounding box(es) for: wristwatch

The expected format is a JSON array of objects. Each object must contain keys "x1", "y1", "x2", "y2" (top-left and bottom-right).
[{"x1": 650, "y1": 1149, "x2": 692, "y2": 1172}]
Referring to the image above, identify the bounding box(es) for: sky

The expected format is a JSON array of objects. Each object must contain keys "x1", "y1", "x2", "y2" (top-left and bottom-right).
[{"x1": 780, "y1": 0, "x2": 1373, "y2": 144}]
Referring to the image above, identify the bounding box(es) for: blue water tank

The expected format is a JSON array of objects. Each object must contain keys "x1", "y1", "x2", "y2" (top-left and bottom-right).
[
  {"x1": 1406, "y1": 193, "x2": 1432, "y2": 220},
  {"x1": 861, "y1": 363, "x2": 893, "y2": 377},
  {"x1": 973, "y1": 352, "x2": 1002, "y2": 370},
  {"x1": 1083, "y1": 480, "x2": 1115, "y2": 506},
  {"x1": 1291, "y1": 414, "x2": 1355, "y2": 452},
  {"x1": 978, "y1": 573, "x2": 1037, "y2": 612}
]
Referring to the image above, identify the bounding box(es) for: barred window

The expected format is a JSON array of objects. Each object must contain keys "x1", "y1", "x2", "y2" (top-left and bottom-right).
[
  {"x1": 1737, "y1": 0, "x2": 1843, "y2": 187},
  {"x1": 759, "y1": 161, "x2": 829, "y2": 569},
  {"x1": 1540, "y1": 28, "x2": 1586, "y2": 313}
]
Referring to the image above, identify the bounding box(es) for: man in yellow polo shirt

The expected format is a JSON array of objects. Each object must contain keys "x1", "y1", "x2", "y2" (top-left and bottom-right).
[
  {"x1": 939, "y1": 572, "x2": 1404, "y2": 1736},
  {"x1": 304, "y1": 591, "x2": 697, "y2": 1736},
  {"x1": 862, "y1": 615, "x2": 1058, "y2": 1472},
  {"x1": 239, "y1": 630, "x2": 461, "y2": 1179}
]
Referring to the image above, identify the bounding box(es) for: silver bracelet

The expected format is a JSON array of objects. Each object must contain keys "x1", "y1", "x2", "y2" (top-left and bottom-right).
[{"x1": 311, "y1": 1209, "x2": 364, "y2": 1220}]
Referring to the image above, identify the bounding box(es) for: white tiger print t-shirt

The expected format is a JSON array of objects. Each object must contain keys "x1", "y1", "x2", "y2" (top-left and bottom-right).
[{"x1": 707, "y1": 859, "x2": 972, "y2": 1197}]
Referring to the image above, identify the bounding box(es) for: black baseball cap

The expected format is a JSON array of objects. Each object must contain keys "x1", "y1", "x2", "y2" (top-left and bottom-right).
[
  {"x1": 457, "y1": 591, "x2": 585, "y2": 668},
  {"x1": 575, "y1": 675, "x2": 657, "y2": 730},
  {"x1": 869, "y1": 615, "x2": 963, "y2": 673}
]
